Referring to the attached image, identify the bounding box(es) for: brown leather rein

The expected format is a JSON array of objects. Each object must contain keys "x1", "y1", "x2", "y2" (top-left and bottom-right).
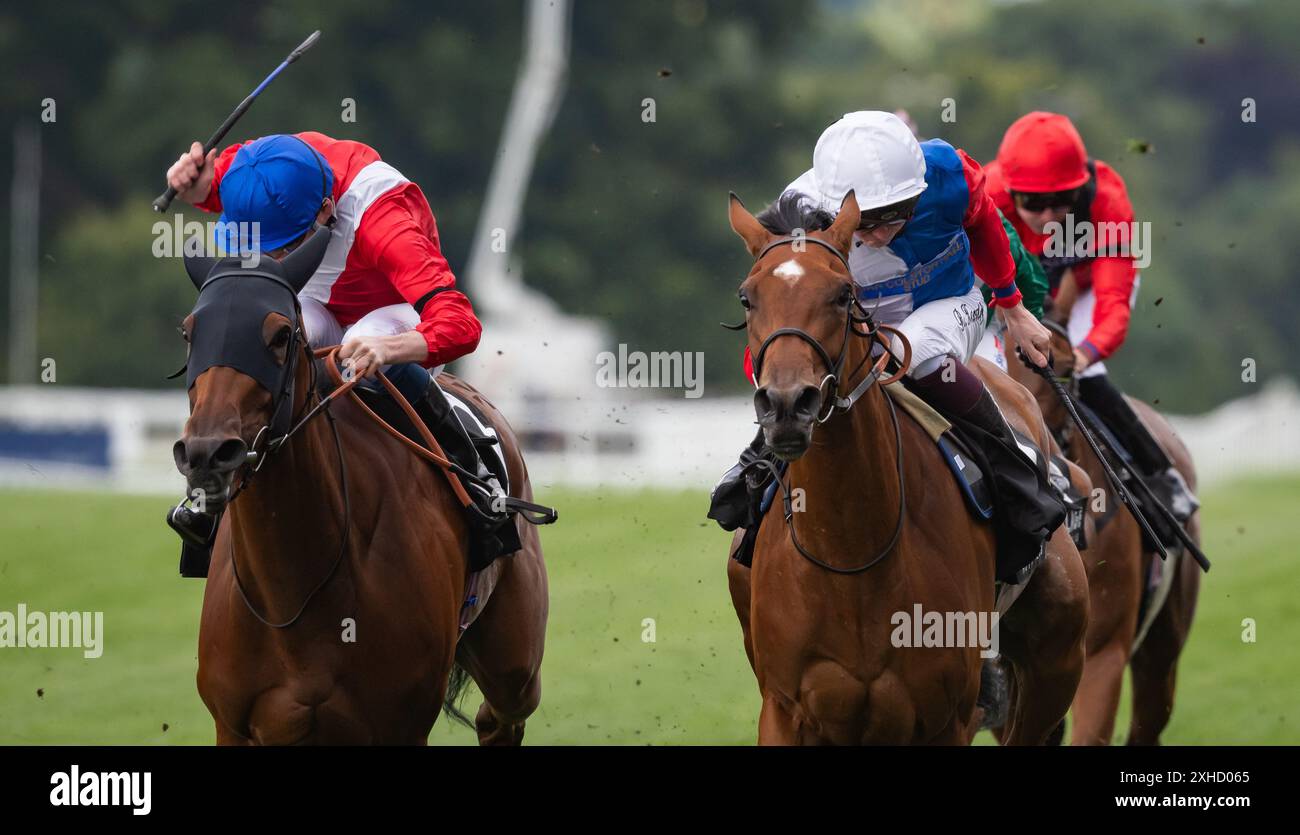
[{"x1": 221, "y1": 340, "x2": 477, "y2": 629}]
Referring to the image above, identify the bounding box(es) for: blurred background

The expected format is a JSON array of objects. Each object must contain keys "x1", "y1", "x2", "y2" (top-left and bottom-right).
[{"x1": 0, "y1": 0, "x2": 1296, "y2": 744}]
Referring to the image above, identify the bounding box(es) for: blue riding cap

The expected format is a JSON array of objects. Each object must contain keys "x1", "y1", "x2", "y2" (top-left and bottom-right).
[{"x1": 214, "y1": 134, "x2": 333, "y2": 254}]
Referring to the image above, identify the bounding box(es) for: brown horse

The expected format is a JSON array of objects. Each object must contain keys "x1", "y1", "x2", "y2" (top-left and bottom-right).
[
  {"x1": 1009, "y1": 313, "x2": 1201, "y2": 745},
  {"x1": 174, "y1": 245, "x2": 548, "y2": 745},
  {"x1": 724, "y1": 191, "x2": 1088, "y2": 744}
]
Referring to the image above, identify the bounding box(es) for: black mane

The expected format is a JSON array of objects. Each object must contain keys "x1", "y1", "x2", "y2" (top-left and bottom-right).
[{"x1": 755, "y1": 191, "x2": 834, "y2": 236}]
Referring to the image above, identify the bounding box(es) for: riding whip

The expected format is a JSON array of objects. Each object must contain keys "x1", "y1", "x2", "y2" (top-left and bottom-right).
[
  {"x1": 1018, "y1": 350, "x2": 1209, "y2": 572},
  {"x1": 152, "y1": 30, "x2": 322, "y2": 212}
]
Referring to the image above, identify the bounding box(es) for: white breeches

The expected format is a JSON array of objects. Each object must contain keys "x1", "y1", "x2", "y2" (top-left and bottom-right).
[
  {"x1": 299, "y1": 298, "x2": 442, "y2": 375},
  {"x1": 885, "y1": 284, "x2": 988, "y2": 378}
]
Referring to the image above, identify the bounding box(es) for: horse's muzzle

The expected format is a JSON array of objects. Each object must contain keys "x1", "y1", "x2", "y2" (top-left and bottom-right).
[
  {"x1": 754, "y1": 384, "x2": 821, "y2": 461},
  {"x1": 173, "y1": 435, "x2": 247, "y2": 507}
]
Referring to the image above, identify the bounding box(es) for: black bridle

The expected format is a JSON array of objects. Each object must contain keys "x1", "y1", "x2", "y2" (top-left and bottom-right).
[
  {"x1": 228, "y1": 334, "x2": 354, "y2": 630},
  {"x1": 175, "y1": 293, "x2": 354, "y2": 630},
  {"x1": 735, "y1": 235, "x2": 910, "y2": 575}
]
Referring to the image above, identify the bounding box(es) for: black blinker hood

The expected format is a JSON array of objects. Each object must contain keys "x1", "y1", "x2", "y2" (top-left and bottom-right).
[{"x1": 180, "y1": 223, "x2": 333, "y2": 437}]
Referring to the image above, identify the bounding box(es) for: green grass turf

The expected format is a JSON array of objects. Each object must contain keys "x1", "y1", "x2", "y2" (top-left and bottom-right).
[{"x1": 0, "y1": 475, "x2": 1295, "y2": 744}]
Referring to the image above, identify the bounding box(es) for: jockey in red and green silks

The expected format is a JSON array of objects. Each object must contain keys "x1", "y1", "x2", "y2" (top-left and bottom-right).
[{"x1": 985, "y1": 111, "x2": 1198, "y2": 520}]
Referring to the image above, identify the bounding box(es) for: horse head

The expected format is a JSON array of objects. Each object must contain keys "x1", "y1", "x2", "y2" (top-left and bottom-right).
[
  {"x1": 172, "y1": 225, "x2": 331, "y2": 509},
  {"x1": 728, "y1": 190, "x2": 861, "y2": 461}
]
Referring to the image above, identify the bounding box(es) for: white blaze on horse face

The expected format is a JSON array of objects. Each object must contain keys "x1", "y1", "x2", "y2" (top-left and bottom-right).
[{"x1": 772, "y1": 259, "x2": 804, "y2": 283}]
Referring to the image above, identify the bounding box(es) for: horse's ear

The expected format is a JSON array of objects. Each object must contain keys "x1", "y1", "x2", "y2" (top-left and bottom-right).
[
  {"x1": 183, "y1": 247, "x2": 217, "y2": 291},
  {"x1": 728, "y1": 192, "x2": 773, "y2": 258},
  {"x1": 280, "y1": 223, "x2": 332, "y2": 293},
  {"x1": 825, "y1": 190, "x2": 859, "y2": 254}
]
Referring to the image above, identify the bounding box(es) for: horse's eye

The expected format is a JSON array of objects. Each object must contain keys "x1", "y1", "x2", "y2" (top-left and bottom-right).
[
  {"x1": 270, "y1": 327, "x2": 291, "y2": 348},
  {"x1": 178, "y1": 325, "x2": 189, "y2": 343},
  {"x1": 836, "y1": 286, "x2": 853, "y2": 307},
  {"x1": 739, "y1": 291, "x2": 752, "y2": 310}
]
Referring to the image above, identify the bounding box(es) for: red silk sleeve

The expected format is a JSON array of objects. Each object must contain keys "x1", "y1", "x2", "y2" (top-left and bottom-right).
[
  {"x1": 354, "y1": 187, "x2": 482, "y2": 367},
  {"x1": 958, "y1": 149, "x2": 1021, "y2": 308}
]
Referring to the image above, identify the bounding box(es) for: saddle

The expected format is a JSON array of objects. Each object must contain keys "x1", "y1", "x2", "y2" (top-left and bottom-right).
[{"x1": 320, "y1": 358, "x2": 555, "y2": 572}]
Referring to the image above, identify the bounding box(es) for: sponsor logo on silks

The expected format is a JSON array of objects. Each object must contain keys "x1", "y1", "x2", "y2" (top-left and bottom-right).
[
  {"x1": 49, "y1": 766, "x2": 151, "y2": 816},
  {"x1": 0, "y1": 604, "x2": 103, "y2": 659},
  {"x1": 595, "y1": 344, "x2": 705, "y2": 399},
  {"x1": 1042, "y1": 213, "x2": 1152, "y2": 269},
  {"x1": 890, "y1": 604, "x2": 1000, "y2": 659}
]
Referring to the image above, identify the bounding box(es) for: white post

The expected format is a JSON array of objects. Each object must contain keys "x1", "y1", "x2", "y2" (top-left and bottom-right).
[{"x1": 463, "y1": 0, "x2": 572, "y2": 320}]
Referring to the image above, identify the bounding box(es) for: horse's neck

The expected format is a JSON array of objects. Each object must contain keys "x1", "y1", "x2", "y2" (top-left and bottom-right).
[
  {"x1": 227, "y1": 387, "x2": 348, "y2": 606},
  {"x1": 785, "y1": 379, "x2": 903, "y2": 561}
]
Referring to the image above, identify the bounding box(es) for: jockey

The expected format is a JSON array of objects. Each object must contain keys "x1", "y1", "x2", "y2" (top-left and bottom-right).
[
  {"x1": 984, "y1": 111, "x2": 1197, "y2": 520},
  {"x1": 710, "y1": 111, "x2": 1066, "y2": 578},
  {"x1": 164, "y1": 132, "x2": 515, "y2": 559}
]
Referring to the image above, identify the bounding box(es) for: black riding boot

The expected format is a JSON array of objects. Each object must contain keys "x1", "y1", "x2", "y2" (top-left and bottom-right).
[
  {"x1": 1078, "y1": 374, "x2": 1199, "y2": 521},
  {"x1": 961, "y1": 387, "x2": 1067, "y2": 581},
  {"x1": 407, "y1": 373, "x2": 522, "y2": 569},
  {"x1": 907, "y1": 355, "x2": 1065, "y2": 583},
  {"x1": 708, "y1": 428, "x2": 781, "y2": 567},
  {"x1": 707, "y1": 428, "x2": 772, "y2": 532},
  {"x1": 165, "y1": 501, "x2": 220, "y2": 577}
]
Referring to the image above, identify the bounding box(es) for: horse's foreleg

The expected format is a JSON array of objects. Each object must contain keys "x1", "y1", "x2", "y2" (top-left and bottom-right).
[
  {"x1": 1000, "y1": 527, "x2": 1089, "y2": 745},
  {"x1": 1069, "y1": 638, "x2": 1128, "y2": 745},
  {"x1": 726, "y1": 538, "x2": 757, "y2": 677},
  {"x1": 1127, "y1": 534, "x2": 1202, "y2": 745},
  {"x1": 1069, "y1": 509, "x2": 1143, "y2": 745},
  {"x1": 457, "y1": 529, "x2": 548, "y2": 747},
  {"x1": 215, "y1": 724, "x2": 250, "y2": 746},
  {"x1": 757, "y1": 695, "x2": 807, "y2": 745}
]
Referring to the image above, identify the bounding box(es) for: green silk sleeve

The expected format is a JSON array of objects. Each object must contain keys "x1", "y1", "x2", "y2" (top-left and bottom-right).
[{"x1": 983, "y1": 209, "x2": 1048, "y2": 323}]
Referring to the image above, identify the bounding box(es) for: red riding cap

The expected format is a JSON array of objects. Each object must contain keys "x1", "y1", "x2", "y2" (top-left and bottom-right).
[{"x1": 995, "y1": 111, "x2": 1090, "y2": 193}]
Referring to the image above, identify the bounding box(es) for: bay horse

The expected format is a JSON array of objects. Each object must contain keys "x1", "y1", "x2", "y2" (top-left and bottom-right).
[
  {"x1": 1009, "y1": 312, "x2": 1201, "y2": 745},
  {"x1": 173, "y1": 230, "x2": 548, "y2": 745},
  {"x1": 724, "y1": 191, "x2": 1088, "y2": 744}
]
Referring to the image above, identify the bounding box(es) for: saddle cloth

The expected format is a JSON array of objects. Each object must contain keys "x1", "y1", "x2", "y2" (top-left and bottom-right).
[{"x1": 883, "y1": 381, "x2": 993, "y2": 521}]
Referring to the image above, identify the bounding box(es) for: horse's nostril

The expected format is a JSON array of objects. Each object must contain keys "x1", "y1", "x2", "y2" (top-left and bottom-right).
[
  {"x1": 210, "y1": 438, "x2": 248, "y2": 472},
  {"x1": 754, "y1": 388, "x2": 775, "y2": 420},
  {"x1": 793, "y1": 385, "x2": 822, "y2": 418}
]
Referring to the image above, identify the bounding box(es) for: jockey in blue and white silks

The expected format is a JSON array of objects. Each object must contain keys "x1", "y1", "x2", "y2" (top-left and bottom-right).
[
  {"x1": 714, "y1": 111, "x2": 1066, "y2": 582},
  {"x1": 775, "y1": 111, "x2": 1047, "y2": 384}
]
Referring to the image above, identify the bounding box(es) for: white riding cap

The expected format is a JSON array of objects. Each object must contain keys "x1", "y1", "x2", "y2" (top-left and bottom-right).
[{"x1": 810, "y1": 111, "x2": 929, "y2": 214}]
